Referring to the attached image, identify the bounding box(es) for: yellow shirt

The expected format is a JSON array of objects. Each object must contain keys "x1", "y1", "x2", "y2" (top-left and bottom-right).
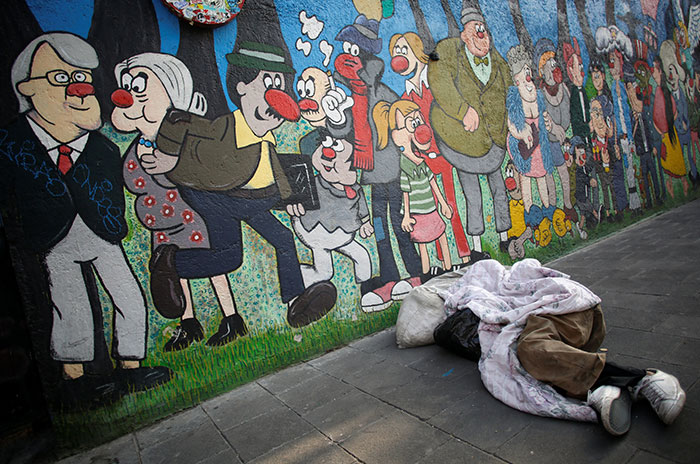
[{"x1": 233, "y1": 110, "x2": 277, "y2": 189}]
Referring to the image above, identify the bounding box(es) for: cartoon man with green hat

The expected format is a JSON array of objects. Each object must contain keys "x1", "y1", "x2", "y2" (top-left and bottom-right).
[{"x1": 148, "y1": 41, "x2": 338, "y2": 333}]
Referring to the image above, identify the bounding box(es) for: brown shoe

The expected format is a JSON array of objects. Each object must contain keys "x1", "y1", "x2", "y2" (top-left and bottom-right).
[
  {"x1": 149, "y1": 244, "x2": 185, "y2": 319},
  {"x1": 287, "y1": 281, "x2": 337, "y2": 328}
]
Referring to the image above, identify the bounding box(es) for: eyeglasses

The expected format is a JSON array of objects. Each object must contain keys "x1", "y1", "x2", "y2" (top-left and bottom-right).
[{"x1": 27, "y1": 69, "x2": 93, "y2": 86}]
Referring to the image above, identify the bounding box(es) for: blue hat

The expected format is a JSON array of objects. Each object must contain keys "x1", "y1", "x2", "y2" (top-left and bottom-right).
[
  {"x1": 569, "y1": 135, "x2": 584, "y2": 151},
  {"x1": 336, "y1": 14, "x2": 382, "y2": 55}
]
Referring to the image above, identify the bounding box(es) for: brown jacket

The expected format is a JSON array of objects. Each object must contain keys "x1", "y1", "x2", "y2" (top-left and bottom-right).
[
  {"x1": 157, "y1": 110, "x2": 291, "y2": 198},
  {"x1": 428, "y1": 37, "x2": 511, "y2": 158}
]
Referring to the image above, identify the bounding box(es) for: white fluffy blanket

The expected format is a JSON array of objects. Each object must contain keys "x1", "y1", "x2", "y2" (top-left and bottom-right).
[{"x1": 440, "y1": 259, "x2": 600, "y2": 422}]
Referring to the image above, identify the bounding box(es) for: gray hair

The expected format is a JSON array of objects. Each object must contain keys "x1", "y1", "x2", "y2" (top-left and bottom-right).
[
  {"x1": 114, "y1": 53, "x2": 207, "y2": 116},
  {"x1": 507, "y1": 44, "x2": 532, "y2": 77},
  {"x1": 11, "y1": 32, "x2": 99, "y2": 113}
]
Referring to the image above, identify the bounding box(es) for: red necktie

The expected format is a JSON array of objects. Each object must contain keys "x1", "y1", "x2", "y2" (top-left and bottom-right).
[{"x1": 57, "y1": 145, "x2": 73, "y2": 175}]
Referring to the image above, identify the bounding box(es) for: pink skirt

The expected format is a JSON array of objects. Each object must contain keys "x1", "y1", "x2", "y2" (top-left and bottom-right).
[{"x1": 409, "y1": 210, "x2": 446, "y2": 243}]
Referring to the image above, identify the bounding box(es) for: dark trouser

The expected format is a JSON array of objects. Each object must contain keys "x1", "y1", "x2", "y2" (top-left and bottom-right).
[
  {"x1": 176, "y1": 187, "x2": 304, "y2": 303},
  {"x1": 361, "y1": 182, "x2": 421, "y2": 292},
  {"x1": 639, "y1": 151, "x2": 661, "y2": 206},
  {"x1": 517, "y1": 305, "x2": 644, "y2": 399},
  {"x1": 597, "y1": 169, "x2": 615, "y2": 215},
  {"x1": 612, "y1": 158, "x2": 628, "y2": 211}
]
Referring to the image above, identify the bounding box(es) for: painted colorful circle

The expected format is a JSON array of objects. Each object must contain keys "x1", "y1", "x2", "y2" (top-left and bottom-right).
[{"x1": 160, "y1": 0, "x2": 245, "y2": 26}]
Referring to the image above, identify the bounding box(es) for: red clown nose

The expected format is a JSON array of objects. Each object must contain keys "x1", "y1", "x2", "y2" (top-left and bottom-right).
[
  {"x1": 265, "y1": 89, "x2": 300, "y2": 122},
  {"x1": 111, "y1": 89, "x2": 133, "y2": 108},
  {"x1": 67, "y1": 82, "x2": 95, "y2": 98},
  {"x1": 391, "y1": 56, "x2": 409, "y2": 73},
  {"x1": 322, "y1": 147, "x2": 336, "y2": 159},
  {"x1": 414, "y1": 124, "x2": 432, "y2": 145}
]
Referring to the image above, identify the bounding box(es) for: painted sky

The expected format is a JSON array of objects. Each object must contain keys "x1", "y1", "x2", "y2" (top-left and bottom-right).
[{"x1": 25, "y1": 0, "x2": 674, "y2": 112}]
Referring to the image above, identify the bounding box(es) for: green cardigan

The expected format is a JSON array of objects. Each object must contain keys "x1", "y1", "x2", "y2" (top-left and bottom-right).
[{"x1": 428, "y1": 37, "x2": 511, "y2": 158}]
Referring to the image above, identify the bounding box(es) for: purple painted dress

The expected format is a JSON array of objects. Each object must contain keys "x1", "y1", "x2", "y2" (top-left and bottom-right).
[{"x1": 123, "y1": 142, "x2": 210, "y2": 251}]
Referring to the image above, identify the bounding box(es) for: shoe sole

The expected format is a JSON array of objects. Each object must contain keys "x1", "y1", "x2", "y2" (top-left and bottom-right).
[
  {"x1": 600, "y1": 389, "x2": 632, "y2": 436},
  {"x1": 659, "y1": 390, "x2": 686, "y2": 425},
  {"x1": 361, "y1": 300, "x2": 392, "y2": 313}
]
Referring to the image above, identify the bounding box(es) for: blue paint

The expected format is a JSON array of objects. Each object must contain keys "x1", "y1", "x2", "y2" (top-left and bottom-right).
[
  {"x1": 27, "y1": 0, "x2": 94, "y2": 38},
  {"x1": 152, "y1": 0, "x2": 180, "y2": 55},
  {"x1": 442, "y1": 368, "x2": 454, "y2": 377}
]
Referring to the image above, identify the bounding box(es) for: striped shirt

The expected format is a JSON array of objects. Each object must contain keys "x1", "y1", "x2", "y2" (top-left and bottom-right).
[{"x1": 400, "y1": 155, "x2": 436, "y2": 214}]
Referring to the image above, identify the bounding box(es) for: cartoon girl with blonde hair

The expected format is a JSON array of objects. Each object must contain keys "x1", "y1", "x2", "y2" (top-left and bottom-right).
[{"x1": 372, "y1": 100, "x2": 453, "y2": 276}]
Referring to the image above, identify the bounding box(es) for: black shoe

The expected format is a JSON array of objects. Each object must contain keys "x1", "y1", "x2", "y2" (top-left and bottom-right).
[
  {"x1": 206, "y1": 314, "x2": 248, "y2": 347},
  {"x1": 58, "y1": 374, "x2": 123, "y2": 408},
  {"x1": 149, "y1": 244, "x2": 185, "y2": 319},
  {"x1": 420, "y1": 266, "x2": 446, "y2": 284},
  {"x1": 469, "y1": 250, "x2": 491, "y2": 263},
  {"x1": 287, "y1": 281, "x2": 337, "y2": 328},
  {"x1": 115, "y1": 366, "x2": 173, "y2": 393},
  {"x1": 164, "y1": 318, "x2": 204, "y2": 352}
]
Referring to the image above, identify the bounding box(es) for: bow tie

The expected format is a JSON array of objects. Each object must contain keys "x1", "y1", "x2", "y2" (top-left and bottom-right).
[{"x1": 474, "y1": 56, "x2": 489, "y2": 66}]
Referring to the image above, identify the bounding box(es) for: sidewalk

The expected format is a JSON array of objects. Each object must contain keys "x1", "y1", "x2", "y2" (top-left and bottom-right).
[{"x1": 59, "y1": 200, "x2": 700, "y2": 464}]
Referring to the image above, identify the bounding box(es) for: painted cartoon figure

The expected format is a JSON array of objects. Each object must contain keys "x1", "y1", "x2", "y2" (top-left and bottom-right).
[
  {"x1": 289, "y1": 136, "x2": 376, "y2": 309},
  {"x1": 373, "y1": 100, "x2": 453, "y2": 278},
  {"x1": 297, "y1": 66, "x2": 354, "y2": 156},
  {"x1": 503, "y1": 160, "x2": 534, "y2": 260},
  {"x1": 0, "y1": 33, "x2": 171, "y2": 406},
  {"x1": 589, "y1": 95, "x2": 619, "y2": 222},
  {"x1": 570, "y1": 136, "x2": 599, "y2": 236},
  {"x1": 628, "y1": 60, "x2": 662, "y2": 208},
  {"x1": 660, "y1": 39, "x2": 699, "y2": 191},
  {"x1": 565, "y1": 38, "x2": 591, "y2": 146},
  {"x1": 428, "y1": 0, "x2": 512, "y2": 257},
  {"x1": 505, "y1": 45, "x2": 555, "y2": 223},
  {"x1": 111, "y1": 52, "x2": 248, "y2": 351},
  {"x1": 334, "y1": 13, "x2": 422, "y2": 310},
  {"x1": 152, "y1": 41, "x2": 337, "y2": 328},
  {"x1": 653, "y1": 47, "x2": 690, "y2": 198},
  {"x1": 388, "y1": 31, "x2": 470, "y2": 266},
  {"x1": 534, "y1": 38, "x2": 575, "y2": 222}
]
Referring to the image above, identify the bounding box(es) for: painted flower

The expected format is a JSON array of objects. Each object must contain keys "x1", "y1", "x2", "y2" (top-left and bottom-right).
[
  {"x1": 143, "y1": 195, "x2": 157, "y2": 207},
  {"x1": 155, "y1": 232, "x2": 169, "y2": 243},
  {"x1": 161, "y1": 204, "x2": 175, "y2": 217},
  {"x1": 126, "y1": 159, "x2": 138, "y2": 172},
  {"x1": 182, "y1": 209, "x2": 195, "y2": 224},
  {"x1": 144, "y1": 214, "x2": 156, "y2": 227},
  {"x1": 166, "y1": 190, "x2": 178, "y2": 202},
  {"x1": 189, "y1": 230, "x2": 204, "y2": 243},
  {"x1": 133, "y1": 176, "x2": 146, "y2": 189}
]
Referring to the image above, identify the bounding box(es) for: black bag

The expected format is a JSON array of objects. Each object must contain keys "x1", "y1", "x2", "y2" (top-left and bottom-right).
[{"x1": 433, "y1": 308, "x2": 481, "y2": 362}]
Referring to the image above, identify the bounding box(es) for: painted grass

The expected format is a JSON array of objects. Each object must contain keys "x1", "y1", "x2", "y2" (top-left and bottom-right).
[{"x1": 52, "y1": 303, "x2": 400, "y2": 452}]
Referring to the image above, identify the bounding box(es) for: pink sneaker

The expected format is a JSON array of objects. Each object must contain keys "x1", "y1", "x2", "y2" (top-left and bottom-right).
[
  {"x1": 391, "y1": 277, "x2": 422, "y2": 301},
  {"x1": 361, "y1": 281, "x2": 395, "y2": 312}
]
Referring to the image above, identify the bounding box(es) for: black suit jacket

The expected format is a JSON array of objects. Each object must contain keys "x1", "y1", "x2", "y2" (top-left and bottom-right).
[{"x1": 0, "y1": 117, "x2": 127, "y2": 252}]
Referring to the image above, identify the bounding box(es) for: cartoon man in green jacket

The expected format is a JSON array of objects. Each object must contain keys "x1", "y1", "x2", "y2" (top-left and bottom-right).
[{"x1": 428, "y1": 1, "x2": 512, "y2": 257}]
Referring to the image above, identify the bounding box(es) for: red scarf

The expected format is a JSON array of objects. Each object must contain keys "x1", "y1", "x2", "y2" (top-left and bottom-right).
[{"x1": 348, "y1": 78, "x2": 373, "y2": 171}]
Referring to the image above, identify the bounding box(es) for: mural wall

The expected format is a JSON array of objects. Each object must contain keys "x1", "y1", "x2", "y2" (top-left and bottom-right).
[{"x1": 1, "y1": 0, "x2": 699, "y2": 449}]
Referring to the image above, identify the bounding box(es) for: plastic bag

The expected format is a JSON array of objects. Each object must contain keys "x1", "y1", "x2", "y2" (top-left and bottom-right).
[{"x1": 433, "y1": 308, "x2": 481, "y2": 362}]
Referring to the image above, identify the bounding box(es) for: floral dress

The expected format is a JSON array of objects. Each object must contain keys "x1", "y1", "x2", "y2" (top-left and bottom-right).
[{"x1": 123, "y1": 142, "x2": 210, "y2": 251}]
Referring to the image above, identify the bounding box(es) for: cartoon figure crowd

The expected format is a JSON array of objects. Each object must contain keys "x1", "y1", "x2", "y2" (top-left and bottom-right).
[{"x1": 1, "y1": 0, "x2": 699, "y2": 408}]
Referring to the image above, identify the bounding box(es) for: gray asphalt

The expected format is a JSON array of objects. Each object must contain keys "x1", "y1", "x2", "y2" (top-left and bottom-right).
[{"x1": 59, "y1": 199, "x2": 700, "y2": 464}]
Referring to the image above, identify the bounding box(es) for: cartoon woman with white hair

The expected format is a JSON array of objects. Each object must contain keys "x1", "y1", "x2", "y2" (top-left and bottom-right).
[{"x1": 111, "y1": 53, "x2": 248, "y2": 351}]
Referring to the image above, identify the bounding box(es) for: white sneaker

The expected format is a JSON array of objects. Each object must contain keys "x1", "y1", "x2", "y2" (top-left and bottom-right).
[
  {"x1": 587, "y1": 385, "x2": 632, "y2": 436},
  {"x1": 632, "y1": 369, "x2": 686, "y2": 425}
]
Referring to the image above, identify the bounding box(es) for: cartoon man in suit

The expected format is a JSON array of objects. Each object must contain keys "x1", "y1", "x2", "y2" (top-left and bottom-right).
[
  {"x1": 0, "y1": 33, "x2": 170, "y2": 406},
  {"x1": 428, "y1": 1, "x2": 512, "y2": 257}
]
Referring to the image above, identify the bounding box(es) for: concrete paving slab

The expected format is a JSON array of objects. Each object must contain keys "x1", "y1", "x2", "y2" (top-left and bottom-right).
[
  {"x1": 139, "y1": 418, "x2": 231, "y2": 464},
  {"x1": 135, "y1": 406, "x2": 209, "y2": 450},
  {"x1": 198, "y1": 448, "x2": 242, "y2": 464},
  {"x1": 428, "y1": 390, "x2": 535, "y2": 452},
  {"x1": 602, "y1": 327, "x2": 683, "y2": 362},
  {"x1": 221, "y1": 406, "x2": 315, "y2": 462},
  {"x1": 343, "y1": 359, "x2": 424, "y2": 397},
  {"x1": 301, "y1": 389, "x2": 397, "y2": 442},
  {"x1": 494, "y1": 415, "x2": 636, "y2": 464},
  {"x1": 348, "y1": 328, "x2": 396, "y2": 353},
  {"x1": 662, "y1": 338, "x2": 700, "y2": 368},
  {"x1": 653, "y1": 314, "x2": 700, "y2": 340},
  {"x1": 58, "y1": 435, "x2": 140, "y2": 464},
  {"x1": 276, "y1": 373, "x2": 356, "y2": 414},
  {"x1": 624, "y1": 405, "x2": 700, "y2": 464},
  {"x1": 307, "y1": 346, "x2": 383, "y2": 379},
  {"x1": 256, "y1": 362, "x2": 324, "y2": 395},
  {"x1": 201, "y1": 382, "x2": 286, "y2": 432},
  {"x1": 602, "y1": 306, "x2": 669, "y2": 332},
  {"x1": 627, "y1": 450, "x2": 677, "y2": 464},
  {"x1": 248, "y1": 431, "x2": 357, "y2": 464},
  {"x1": 339, "y1": 409, "x2": 450, "y2": 464},
  {"x1": 416, "y1": 438, "x2": 507, "y2": 464}
]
